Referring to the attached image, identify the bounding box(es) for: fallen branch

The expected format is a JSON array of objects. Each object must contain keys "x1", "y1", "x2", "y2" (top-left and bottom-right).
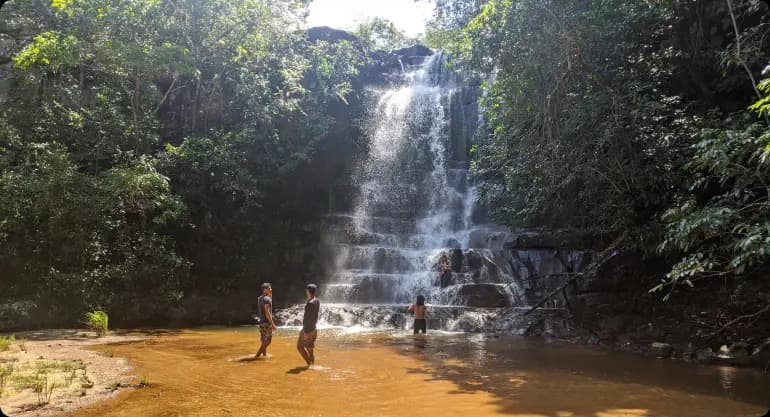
[
  {"x1": 524, "y1": 233, "x2": 626, "y2": 316},
  {"x1": 707, "y1": 303, "x2": 770, "y2": 339}
]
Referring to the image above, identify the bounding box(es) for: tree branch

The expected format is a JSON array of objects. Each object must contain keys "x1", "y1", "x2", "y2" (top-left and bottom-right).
[
  {"x1": 154, "y1": 74, "x2": 178, "y2": 114},
  {"x1": 726, "y1": 0, "x2": 770, "y2": 125},
  {"x1": 708, "y1": 303, "x2": 770, "y2": 338}
]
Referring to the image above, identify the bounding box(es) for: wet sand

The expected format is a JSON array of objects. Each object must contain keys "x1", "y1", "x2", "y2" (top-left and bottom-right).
[{"x1": 64, "y1": 328, "x2": 769, "y2": 417}]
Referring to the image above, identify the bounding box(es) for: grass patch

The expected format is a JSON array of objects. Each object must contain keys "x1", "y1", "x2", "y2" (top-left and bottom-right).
[
  {"x1": 17, "y1": 337, "x2": 27, "y2": 353},
  {"x1": 33, "y1": 371, "x2": 57, "y2": 406},
  {"x1": 137, "y1": 375, "x2": 150, "y2": 388},
  {"x1": 85, "y1": 310, "x2": 109, "y2": 336},
  {"x1": 0, "y1": 363, "x2": 14, "y2": 399},
  {"x1": 0, "y1": 334, "x2": 16, "y2": 352}
]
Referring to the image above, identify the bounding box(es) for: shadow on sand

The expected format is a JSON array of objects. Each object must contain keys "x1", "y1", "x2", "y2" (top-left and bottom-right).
[{"x1": 286, "y1": 366, "x2": 310, "y2": 374}]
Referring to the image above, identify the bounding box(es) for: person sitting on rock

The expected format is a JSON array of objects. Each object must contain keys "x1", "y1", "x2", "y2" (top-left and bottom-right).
[{"x1": 438, "y1": 254, "x2": 452, "y2": 287}]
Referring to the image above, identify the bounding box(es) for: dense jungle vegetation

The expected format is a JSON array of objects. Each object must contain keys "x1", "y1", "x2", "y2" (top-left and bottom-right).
[
  {"x1": 0, "y1": 0, "x2": 368, "y2": 326},
  {"x1": 1, "y1": 0, "x2": 769, "y2": 330},
  {"x1": 427, "y1": 0, "x2": 770, "y2": 301}
]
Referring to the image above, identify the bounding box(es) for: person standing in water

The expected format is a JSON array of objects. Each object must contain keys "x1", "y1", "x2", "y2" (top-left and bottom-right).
[
  {"x1": 408, "y1": 295, "x2": 428, "y2": 334},
  {"x1": 297, "y1": 283, "x2": 320, "y2": 367},
  {"x1": 439, "y1": 254, "x2": 452, "y2": 288},
  {"x1": 255, "y1": 282, "x2": 276, "y2": 358}
]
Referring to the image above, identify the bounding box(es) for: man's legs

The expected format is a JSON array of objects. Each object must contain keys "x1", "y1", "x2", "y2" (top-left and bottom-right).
[
  {"x1": 297, "y1": 331, "x2": 311, "y2": 365},
  {"x1": 257, "y1": 325, "x2": 272, "y2": 357}
]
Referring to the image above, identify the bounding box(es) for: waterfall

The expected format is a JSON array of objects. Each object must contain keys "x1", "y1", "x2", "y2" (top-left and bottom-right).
[
  {"x1": 275, "y1": 50, "x2": 594, "y2": 333},
  {"x1": 322, "y1": 52, "x2": 510, "y2": 307}
]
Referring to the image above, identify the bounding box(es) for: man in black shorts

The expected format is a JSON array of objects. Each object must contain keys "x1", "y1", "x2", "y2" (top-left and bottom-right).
[
  {"x1": 256, "y1": 282, "x2": 276, "y2": 358},
  {"x1": 297, "y1": 283, "x2": 320, "y2": 366}
]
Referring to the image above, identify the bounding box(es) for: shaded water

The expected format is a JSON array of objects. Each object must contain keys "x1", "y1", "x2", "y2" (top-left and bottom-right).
[{"x1": 68, "y1": 328, "x2": 768, "y2": 417}]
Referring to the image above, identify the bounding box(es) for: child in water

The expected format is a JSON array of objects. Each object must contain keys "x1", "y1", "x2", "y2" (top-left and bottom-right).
[{"x1": 407, "y1": 295, "x2": 428, "y2": 334}]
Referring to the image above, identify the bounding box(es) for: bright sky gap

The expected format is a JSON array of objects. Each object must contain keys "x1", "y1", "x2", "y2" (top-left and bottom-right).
[{"x1": 306, "y1": 0, "x2": 435, "y2": 37}]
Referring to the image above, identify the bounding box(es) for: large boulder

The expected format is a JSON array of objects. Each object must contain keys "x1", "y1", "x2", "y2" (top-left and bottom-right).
[
  {"x1": 455, "y1": 283, "x2": 509, "y2": 308},
  {"x1": 449, "y1": 248, "x2": 464, "y2": 272},
  {"x1": 392, "y1": 45, "x2": 433, "y2": 57},
  {"x1": 505, "y1": 229, "x2": 611, "y2": 250},
  {"x1": 650, "y1": 342, "x2": 673, "y2": 358},
  {"x1": 307, "y1": 26, "x2": 359, "y2": 44},
  {"x1": 0, "y1": 301, "x2": 37, "y2": 331},
  {"x1": 715, "y1": 343, "x2": 751, "y2": 366}
]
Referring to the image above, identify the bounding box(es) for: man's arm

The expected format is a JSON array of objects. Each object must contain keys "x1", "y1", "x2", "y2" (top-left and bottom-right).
[{"x1": 265, "y1": 301, "x2": 276, "y2": 330}]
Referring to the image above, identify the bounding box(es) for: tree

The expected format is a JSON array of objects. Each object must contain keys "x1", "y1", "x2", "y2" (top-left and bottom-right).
[{"x1": 354, "y1": 17, "x2": 412, "y2": 51}]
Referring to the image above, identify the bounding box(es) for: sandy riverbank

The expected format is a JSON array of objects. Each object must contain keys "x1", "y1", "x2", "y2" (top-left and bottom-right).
[{"x1": 0, "y1": 329, "x2": 150, "y2": 416}]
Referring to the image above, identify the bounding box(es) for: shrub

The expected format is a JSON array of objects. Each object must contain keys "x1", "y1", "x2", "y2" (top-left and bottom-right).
[
  {"x1": 85, "y1": 311, "x2": 109, "y2": 336},
  {"x1": 0, "y1": 335, "x2": 16, "y2": 352}
]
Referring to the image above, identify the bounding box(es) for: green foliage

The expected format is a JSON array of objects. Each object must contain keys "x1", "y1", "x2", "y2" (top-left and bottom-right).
[
  {"x1": 13, "y1": 31, "x2": 80, "y2": 70},
  {"x1": 433, "y1": 0, "x2": 770, "y2": 299},
  {"x1": 749, "y1": 64, "x2": 770, "y2": 118},
  {"x1": 0, "y1": 0, "x2": 365, "y2": 326},
  {"x1": 456, "y1": 0, "x2": 696, "y2": 232},
  {"x1": 354, "y1": 17, "x2": 412, "y2": 51},
  {"x1": 656, "y1": 119, "x2": 770, "y2": 292},
  {"x1": 0, "y1": 335, "x2": 15, "y2": 352},
  {"x1": 85, "y1": 311, "x2": 109, "y2": 336}
]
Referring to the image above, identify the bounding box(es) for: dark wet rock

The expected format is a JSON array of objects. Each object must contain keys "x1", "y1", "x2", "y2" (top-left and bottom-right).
[
  {"x1": 599, "y1": 315, "x2": 632, "y2": 339},
  {"x1": 695, "y1": 348, "x2": 714, "y2": 362},
  {"x1": 714, "y1": 344, "x2": 750, "y2": 366},
  {"x1": 307, "y1": 26, "x2": 359, "y2": 44},
  {"x1": 524, "y1": 319, "x2": 545, "y2": 336},
  {"x1": 465, "y1": 250, "x2": 483, "y2": 271},
  {"x1": 468, "y1": 229, "x2": 489, "y2": 248},
  {"x1": 391, "y1": 45, "x2": 432, "y2": 57},
  {"x1": 505, "y1": 229, "x2": 611, "y2": 250},
  {"x1": 455, "y1": 283, "x2": 509, "y2": 308},
  {"x1": 480, "y1": 255, "x2": 502, "y2": 283},
  {"x1": 449, "y1": 248, "x2": 464, "y2": 272},
  {"x1": 0, "y1": 300, "x2": 37, "y2": 330},
  {"x1": 443, "y1": 238, "x2": 462, "y2": 249},
  {"x1": 651, "y1": 342, "x2": 673, "y2": 358}
]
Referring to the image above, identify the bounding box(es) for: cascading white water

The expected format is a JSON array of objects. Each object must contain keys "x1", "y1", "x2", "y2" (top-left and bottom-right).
[
  {"x1": 322, "y1": 52, "x2": 513, "y2": 308},
  {"x1": 275, "y1": 50, "x2": 595, "y2": 333}
]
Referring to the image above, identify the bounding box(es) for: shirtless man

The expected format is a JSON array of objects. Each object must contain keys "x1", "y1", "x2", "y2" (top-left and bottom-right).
[
  {"x1": 255, "y1": 282, "x2": 276, "y2": 358},
  {"x1": 408, "y1": 294, "x2": 428, "y2": 334}
]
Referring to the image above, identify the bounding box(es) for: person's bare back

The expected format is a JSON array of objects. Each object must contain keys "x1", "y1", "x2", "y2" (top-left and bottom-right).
[{"x1": 408, "y1": 304, "x2": 427, "y2": 319}]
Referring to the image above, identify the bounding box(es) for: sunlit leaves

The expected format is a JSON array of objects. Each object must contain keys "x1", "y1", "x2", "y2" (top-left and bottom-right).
[
  {"x1": 13, "y1": 32, "x2": 80, "y2": 70},
  {"x1": 354, "y1": 17, "x2": 412, "y2": 51}
]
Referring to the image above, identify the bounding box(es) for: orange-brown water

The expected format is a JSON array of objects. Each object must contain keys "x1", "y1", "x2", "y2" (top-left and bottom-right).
[{"x1": 68, "y1": 328, "x2": 769, "y2": 417}]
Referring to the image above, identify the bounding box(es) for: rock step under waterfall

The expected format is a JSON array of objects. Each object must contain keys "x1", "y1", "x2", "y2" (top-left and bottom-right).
[
  {"x1": 324, "y1": 231, "x2": 441, "y2": 249},
  {"x1": 323, "y1": 214, "x2": 418, "y2": 235},
  {"x1": 275, "y1": 303, "x2": 572, "y2": 334}
]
